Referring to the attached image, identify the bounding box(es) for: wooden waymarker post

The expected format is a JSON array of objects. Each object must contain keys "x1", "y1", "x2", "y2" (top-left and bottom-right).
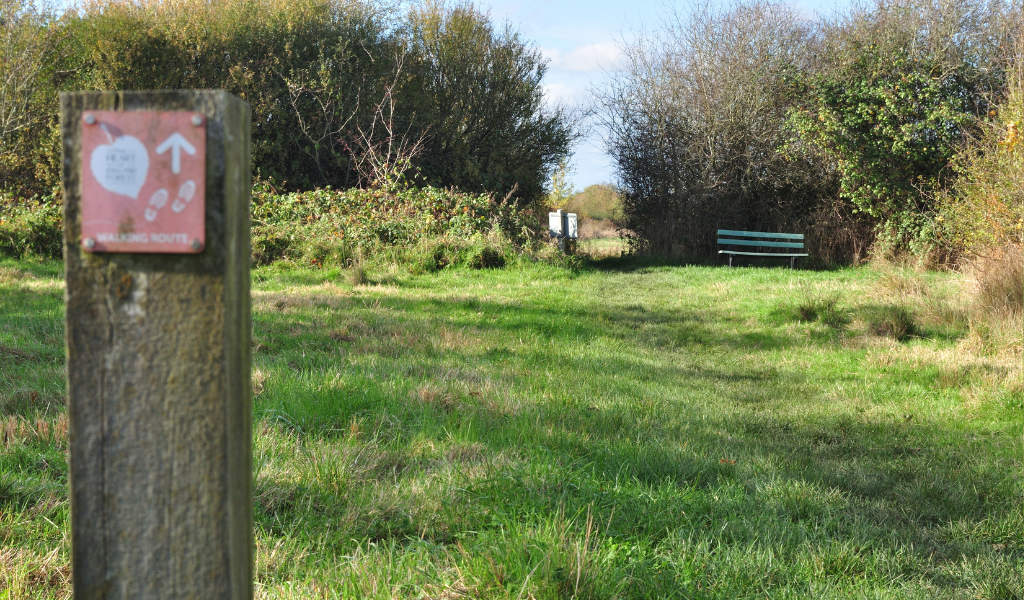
[{"x1": 61, "y1": 91, "x2": 252, "y2": 600}]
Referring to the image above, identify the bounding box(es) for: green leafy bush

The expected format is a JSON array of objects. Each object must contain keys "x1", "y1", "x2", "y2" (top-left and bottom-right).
[
  {"x1": 251, "y1": 181, "x2": 531, "y2": 267},
  {"x1": 0, "y1": 196, "x2": 62, "y2": 259},
  {"x1": 789, "y1": 0, "x2": 1017, "y2": 254},
  {"x1": 0, "y1": 180, "x2": 531, "y2": 268}
]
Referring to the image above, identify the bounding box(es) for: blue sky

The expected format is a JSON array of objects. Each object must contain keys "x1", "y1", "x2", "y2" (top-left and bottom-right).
[{"x1": 478, "y1": 1, "x2": 854, "y2": 192}]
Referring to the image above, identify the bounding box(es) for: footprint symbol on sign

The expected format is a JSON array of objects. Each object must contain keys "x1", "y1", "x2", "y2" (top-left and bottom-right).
[
  {"x1": 171, "y1": 180, "x2": 196, "y2": 213},
  {"x1": 144, "y1": 188, "x2": 169, "y2": 222}
]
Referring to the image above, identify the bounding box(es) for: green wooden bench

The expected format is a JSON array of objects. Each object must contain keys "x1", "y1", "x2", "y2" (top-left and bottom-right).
[{"x1": 717, "y1": 230, "x2": 808, "y2": 269}]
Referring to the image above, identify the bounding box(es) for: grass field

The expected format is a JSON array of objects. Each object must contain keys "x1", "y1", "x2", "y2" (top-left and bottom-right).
[{"x1": 1, "y1": 257, "x2": 1021, "y2": 599}]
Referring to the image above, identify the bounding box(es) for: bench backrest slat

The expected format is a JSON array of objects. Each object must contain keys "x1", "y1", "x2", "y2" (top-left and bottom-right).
[
  {"x1": 717, "y1": 238, "x2": 804, "y2": 249},
  {"x1": 717, "y1": 229, "x2": 804, "y2": 240}
]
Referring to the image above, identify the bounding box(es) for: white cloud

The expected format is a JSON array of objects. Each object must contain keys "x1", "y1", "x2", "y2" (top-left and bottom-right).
[
  {"x1": 544, "y1": 41, "x2": 625, "y2": 73},
  {"x1": 542, "y1": 81, "x2": 583, "y2": 105}
]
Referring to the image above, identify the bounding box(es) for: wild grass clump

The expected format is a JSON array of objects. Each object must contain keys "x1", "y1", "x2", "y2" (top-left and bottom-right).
[
  {"x1": 969, "y1": 245, "x2": 1023, "y2": 314},
  {"x1": 795, "y1": 289, "x2": 849, "y2": 330},
  {"x1": 797, "y1": 293, "x2": 837, "y2": 322},
  {"x1": 869, "y1": 305, "x2": 918, "y2": 341}
]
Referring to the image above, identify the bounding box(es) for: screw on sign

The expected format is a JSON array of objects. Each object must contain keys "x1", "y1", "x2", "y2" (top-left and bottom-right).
[{"x1": 81, "y1": 111, "x2": 206, "y2": 253}]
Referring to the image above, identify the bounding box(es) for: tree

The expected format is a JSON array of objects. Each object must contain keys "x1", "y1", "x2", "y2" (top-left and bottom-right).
[{"x1": 406, "y1": 1, "x2": 578, "y2": 205}]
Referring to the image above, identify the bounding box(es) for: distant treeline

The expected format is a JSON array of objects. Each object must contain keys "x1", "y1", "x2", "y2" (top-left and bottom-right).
[
  {"x1": 0, "y1": 0, "x2": 575, "y2": 206},
  {"x1": 602, "y1": 0, "x2": 1022, "y2": 264}
]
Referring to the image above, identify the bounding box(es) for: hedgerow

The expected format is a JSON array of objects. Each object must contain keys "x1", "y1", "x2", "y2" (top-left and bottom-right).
[
  {"x1": 0, "y1": 183, "x2": 534, "y2": 269},
  {"x1": 250, "y1": 181, "x2": 533, "y2": 268}
]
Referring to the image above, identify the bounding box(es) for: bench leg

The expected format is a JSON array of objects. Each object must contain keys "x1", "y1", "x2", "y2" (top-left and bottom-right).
[
  {"x1": 728, "y1": 255, "x2": 733, "y2": 268},
  {"x1": 789, "y1": 256, "x2": 795, "y2": 270}
]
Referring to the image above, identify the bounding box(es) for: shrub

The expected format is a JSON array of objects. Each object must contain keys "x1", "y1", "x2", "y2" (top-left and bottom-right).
[
  {"x1": 406, "y1": 2, "x2": 577, "y2": 206},
  {"x1": 0, "y1": 0, "x2": 74, "y2": 199},
  {"x1": 0, "y1": 195, "x2": 62, "y2": 259},
  {"x1": 73, "y1": 0, "x2": 400, "y2": 192},
  {"x1": 790, "y1": 0, "x2": 1019, "y2": 253},
  {"x1": 2, "y1": 0, "x2": 575, "y2": 206},
  {"x1": 938, "y1": 35, "x2": 1023, "y2": 262},
  {"x1": 567, "y1": 184, "x2": 622, "y2": 223},
  {"x1": 250, "y1": 181, "x2": 531, "y2": 267},
  {"x1": 600, "y1": 0, "x2": 1020, "y2": 262}
]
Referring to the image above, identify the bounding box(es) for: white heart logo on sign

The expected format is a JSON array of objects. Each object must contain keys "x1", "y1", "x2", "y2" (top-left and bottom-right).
[{"x1": 89, "y1": 124, "x2": 149, "y2": 199}]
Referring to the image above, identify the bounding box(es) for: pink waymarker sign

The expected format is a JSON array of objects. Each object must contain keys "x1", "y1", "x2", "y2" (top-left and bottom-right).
[{"x1": 81, "y1": 111, "x2": 206, "y2": 254}]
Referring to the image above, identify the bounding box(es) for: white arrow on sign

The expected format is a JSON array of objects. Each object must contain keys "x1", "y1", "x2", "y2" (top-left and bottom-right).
[{"x1": 155, "y1": 133, "x2": 196, "y2": 175}]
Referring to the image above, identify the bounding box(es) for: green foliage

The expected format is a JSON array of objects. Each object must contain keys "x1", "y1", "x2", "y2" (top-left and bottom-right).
[
  {"x1": 250, "y1": 180, "x2": 531, "y2": 267},
  {"x1": 72, "y1": 0, "x2": 398, "y2": 192},
  {"x1": 788, "y1": 0, "x2": 1016, "y2": 252},
  {"x1": 0, "y1": 195, "x2": 61, "y2": 259},
  {"x1": 790, "y1": 51, "x2": 976, "y2": 241}
]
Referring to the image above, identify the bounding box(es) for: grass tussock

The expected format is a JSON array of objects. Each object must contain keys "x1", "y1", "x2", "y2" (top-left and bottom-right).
[
  {"x1": 796, "y1": 290, "x2": 848, "y2": 329},
  {"x1": 0, "y1": 546, "x2": 70, "y2": 600},
  {"x1": 956, "y1": 245, "x2": 1024, "y2": 358},
  {"x1": 868, "y1": 304, "x2": 918, "y2": 341},
  {"x1": 1, "y1": 414, "x2": 67, "y2": 449}
]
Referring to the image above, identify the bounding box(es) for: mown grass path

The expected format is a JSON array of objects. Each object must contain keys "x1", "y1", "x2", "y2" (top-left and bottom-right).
[{"x1": 1, "y1": 258, "x2": 1021, "y2": 599}]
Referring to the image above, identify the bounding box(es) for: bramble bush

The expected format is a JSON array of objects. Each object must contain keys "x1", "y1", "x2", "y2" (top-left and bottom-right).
[
  {"x1": 250, "y1": 180, "x2": 532, "y2": 269},
  {"x1": 0, "y1": 195, "x2": 62, "y2": 259},
  {"x1": 0, "y1": 182, "x2": 534, "y2": 270}
]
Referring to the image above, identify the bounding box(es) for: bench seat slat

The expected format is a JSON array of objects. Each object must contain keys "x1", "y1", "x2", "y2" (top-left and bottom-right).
[
  {"x1": 718, "y1": 250, "x2": 808, "y2": 257},
  {"x1": 717, "y1": 229, "x2": 804, "y2": 240},
  {"x1": 717, "y1": 238, "x2": 804, "y2": 249}
]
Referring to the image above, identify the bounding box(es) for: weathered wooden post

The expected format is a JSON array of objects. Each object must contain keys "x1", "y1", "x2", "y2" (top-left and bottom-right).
[{"x1": 60, "y1": 91, "x2": 252, "y2": 600}]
